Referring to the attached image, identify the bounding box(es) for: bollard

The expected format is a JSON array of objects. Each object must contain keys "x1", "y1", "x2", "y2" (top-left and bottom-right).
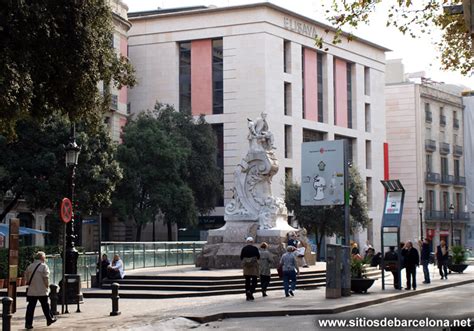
[
  {"x1": 49, "y1": 284, "x2": 59, "y2": 315},
  {"x1": 110, "y1": 283, "x2": 121, "y2": 316},
  {"x1": 2, "y1": 297, "x2": 13, "y2": 331},
  {"x1": 76, "y1": 292, "x2": 81, "y2": 313}
]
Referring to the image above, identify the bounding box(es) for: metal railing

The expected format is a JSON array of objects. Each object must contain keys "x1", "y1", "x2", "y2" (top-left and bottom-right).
[
  {"x1": 453, "y1": 145, "x2": 463, "y2": 156},
  {"x1": 453, "y1": 176, "x2": 466, "y2": 186},
  {"x1": 440, "y1": 174, "x2": 454, "y2": 185},
  {"x1": 425, "y1": 139, "x2": 436, "y2": 151},
  {"x1": 45, "y1": 241, "x2": 206, "y2": 286},
  {"x1": 425, "y1": 210, "x2": 470, "y2": 221},
  {"x1": 439, "y1": 142, "x2": 450, "y2": 155},
  {"x1": 453, "y1": 118, "x2": 460, "y2": 129},
  {"x1": 425, "y1": 172, "x2": 440, "y2": 184}
]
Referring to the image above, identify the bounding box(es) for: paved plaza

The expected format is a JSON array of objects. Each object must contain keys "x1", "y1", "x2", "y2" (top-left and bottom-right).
[{"x1": 6, "y1": 265, "x2": 473, "y2": 330}]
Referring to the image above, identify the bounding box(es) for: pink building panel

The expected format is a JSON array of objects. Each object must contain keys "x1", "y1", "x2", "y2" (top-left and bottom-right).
[
  {"x1": 191, "y1": 39, "x2": 213, "y2": 116},
  {"x1": 303, "y1": 48, "x2": 317, "y2": 121},
  {"x1": 334, "y1": 58, "x2": 348, "y2": 127}
]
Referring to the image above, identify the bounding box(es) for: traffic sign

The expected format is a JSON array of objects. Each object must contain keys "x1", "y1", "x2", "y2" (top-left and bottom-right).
[{"x1": 60, "y1": 198, "x2": 73, "y2": 223}]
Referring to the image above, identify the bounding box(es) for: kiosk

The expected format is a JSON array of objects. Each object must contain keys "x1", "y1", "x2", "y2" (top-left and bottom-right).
[{"x1": 380, "y1": 180, "x2": 405, "y2": 290}]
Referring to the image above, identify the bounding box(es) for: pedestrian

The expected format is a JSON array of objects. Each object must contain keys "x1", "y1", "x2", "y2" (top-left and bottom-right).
[
  {"x1": 384, "y1": 246, "x2": 401, "y2": 289},
  {"x1": 362, "y1": 240, "x2": 372, "y2": 257},
  {"x1": 240, "y1": 237, "x2": 260, "y2": 301},
  {"x1": 24, "y1": 251, "x2": 57, "y2": 329},
  {"x1": 287, "y1": 232, "x2": 298, "y2": 248},
  {"x1": 107, "y1": 254, "x2": 125, "y2": 279},
  {"x1": 401, "y1": 241, "x2": 419, "y2": 290},
  {"x1": 295, "y1": 241, "x2": 308, "y2": 268},
  {"x1": 436, "y1": 240, "x2": 449, "y2": 280},
  {"x1": 351, "y1": 242, "x2": 360, "y2": 256},
  {"x1": 96, "y1": 253, "x2": 110, "y2": 282},
  {"x1": 279, "y1": 245, "x2": 300, "y2": 297},
  {"x1": 259, "y1": 242, "x2": 271, "y2": 297},
  {"x1": 419, "y1": 238, "x2": 431, "y2": 284}
]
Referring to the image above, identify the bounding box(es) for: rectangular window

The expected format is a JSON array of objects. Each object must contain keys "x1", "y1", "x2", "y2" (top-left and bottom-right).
[
  {"x1": 317, "y1": 53, "x2": 323, "y2": 122},
  {"x1": 347, "y1": 63, "x2": 353, "y2": 129},
  {"x1": 212, "y1": 124, "x2": 224, "y2": 206},
  {"x1": 426, "y1": 127, "x2": 432, "y2": 139},
  {"x1": 456, "y1": 193, "x2": 462, "y2": 213},
  {"x1": 366, "y1": 177, "x2": 372, "y2": 210},
  {"x1": 365, "y1": 140, "x2": 372, "y2": 169},
  {"x1": 284, "y1": 82, "x2": 292, "y2": 116},
  {"x1": 428, "y1": 190, "x2": 435, "y2": 210},
  {"x1": 212, "y1": 39, "x2": 223, "y2": 114},
  {"x1": 442, "y1": 191, "x2": 449, "y2": 212},
  {"x1": 426, "y1": 154, "x2": 433, "y2": 172},
  {"x1": 454, "y1": 159, "x2": 460, "y2": 178},
  {"x1": 301, "y1": 49, "x2": 305, "y2": 119},
  {"x1": 365, "y1": 103, "x2": 371, "y2": 132},
  {"x1": 179, "y1": 42, "x2": 192, "y2": 113},
  {"x1": 284, "y1": 125, "x2": 292, "y2": 158},
  {"x1": 283, "y1": 40, "x2": 291, "y2": 73},
  {"x1": 302, "y1": 128, "x2": 326, "y2": 142},
  {"x1": 285, "y1": 167, "x2": 293, "y2": 185},
  {"x1": 440, "y1": 107, "x2": 446, "y2": 126},
  {"x1": 364, "y1": 66, "x2": 370, "y2": 96},
  {"x1": 441, "y1": 157, "x2": 448, "y2": 177}
]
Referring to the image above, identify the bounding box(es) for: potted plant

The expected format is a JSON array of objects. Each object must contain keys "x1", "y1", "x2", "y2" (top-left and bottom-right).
[
  {"x1": 350, "y1": 256, "x2": 375, "y2": 293},
  {"x1": 448, "y1": 245, "x2": 468, "y2": 273}
]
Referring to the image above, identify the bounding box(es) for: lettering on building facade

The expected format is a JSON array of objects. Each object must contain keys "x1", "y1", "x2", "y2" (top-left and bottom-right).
[{"x1": 283, "y1": 16, "x2": 319, "y2": 38}]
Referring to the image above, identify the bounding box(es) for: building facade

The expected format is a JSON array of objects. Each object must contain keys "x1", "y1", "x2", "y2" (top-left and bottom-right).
[
  {"x1": 385, "y1": 60, "x2": 468, "y2": 247},
  {"x1": 127, "y1": 3, "x2": 388, "y2": 248}
]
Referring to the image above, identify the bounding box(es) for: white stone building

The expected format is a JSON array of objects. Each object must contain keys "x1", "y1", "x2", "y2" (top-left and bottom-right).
[
  {"x1": 385, "y1": 60, "x2": 469, "y2": 247},
  {"x1": 127, "y1": 3, "x2": 389, "y2": 250}
]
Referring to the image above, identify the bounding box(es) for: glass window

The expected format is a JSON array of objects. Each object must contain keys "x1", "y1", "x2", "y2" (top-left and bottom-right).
[
  {"x1": 284, "y1": 82, "x2": 292, "y2": 116},
  {"x1": 285, "y1": 167, "x2": 293, "y2": 185},
  {"x1": 366, "y1": 177, "x2": 372, "y2": 210},
  {"x1": 285, "y1": 125, "x2": 292, "y2": 158},
  {"x1": 179, "y1": 42, "x2": 191, "y2": 113},
  {"x1": 454, "y1": 159, "x2": 460, "y2": 178},
  {"x1": 317, "y1": 53, "x2": 323, "y2": 122},
  {"x1": 302, "y1": 128, "x2": 325, "y2": 142},
  {"x1": 441, "y1": 157, "x2": 448, "y2": 177},
  {"x1": 364, "y1": 67, "x2": 370, "y2": 96},
  {"x1": 365, "y1": 140, "x2": 372, "y2": 169},
  {"x1": 283, "y1": 40, "x2": 291, "y2": 73},
  {"x1": 347, "y1": 63, "x2": 353, "y2": 129},
  {"x1": 365, "y1": 103, "x2": 371, "y2": 132},
  {"x1": 426, "y1": 154, "x2": 433, "y2": 172},
  {"x1": 212, "y1": 124, "x2": 224, "y2": 206},
  {"x1": 212, "y1": 39, "x2": 223, "y2": 114}
]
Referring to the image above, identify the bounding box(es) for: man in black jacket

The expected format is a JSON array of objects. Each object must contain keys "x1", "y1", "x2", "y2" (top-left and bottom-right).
[
  {"x1": 419, "y1": 238, "x2": 431, "y2": 284},
  {"x1": 240, "y1": 237, "x2": 260, "y2": 301},
  {"x1": 401, "y1": 241, "x2": 419, "y2": 290}
]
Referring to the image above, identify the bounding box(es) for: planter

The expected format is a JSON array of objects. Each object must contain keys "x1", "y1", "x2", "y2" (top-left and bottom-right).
[
  {"x1": 351, "y1": 278, "x2": 375, "y2": 294},
  {"x1": 448, "y1": 264, "x2": 468, "y2": 273}
]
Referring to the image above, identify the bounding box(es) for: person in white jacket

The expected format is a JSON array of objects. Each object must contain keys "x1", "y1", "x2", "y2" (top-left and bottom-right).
[
  {"x1": 107, "y1": 254, "x2": 125, "y2": 279},
  {"x1": 24, "y1": 251, "x2": 56, "y2": 329}
]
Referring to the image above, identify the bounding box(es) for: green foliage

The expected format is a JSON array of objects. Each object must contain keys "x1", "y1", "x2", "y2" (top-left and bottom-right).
[
  {"x1": 0, "y1": 113, "x2": 123, "y2": 220},
  {"x1": 285, "y1": 166, "x2": 369, "y2": 261},
  {"x1": 320, "y1": 0, "x2": 472, "y2": 75},
  {"x1": 0, "y1": 0, "x2": 136, "y2": 139},
  {"x1": 451, "y1": 245, "x2": 467, "y2": 264},
  {"x1": 351, "y1": 255, "x2": 368, "y2": 278},
  {"x1": 0, "y1": 246, "x2": 61, "y2": 279},
  {"x1": 113, "y1": 103, "x2": 222, "y2": 240}
]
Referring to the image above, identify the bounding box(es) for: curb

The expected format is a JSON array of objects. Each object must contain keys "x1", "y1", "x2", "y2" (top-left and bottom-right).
[{"x1": 184, "y1": 279, "x2": 474, "y2": 323}]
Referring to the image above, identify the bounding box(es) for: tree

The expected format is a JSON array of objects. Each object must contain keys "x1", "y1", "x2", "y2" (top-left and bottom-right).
[
  {"x1": 0, "y1": 113, "x2": 123, "y2": 223},
  {"x1": 113, "y1": 103, "x2": 222, "y2": 241},
  {"x1": 285, "y1": 166, "x2": 369, "y2": 261},
  {"x1": 0, "y1": 0, "x2": 136, "y2": 139},
  {"x1": 318, "y1": 1, "x2": 472, "y2": 75}
]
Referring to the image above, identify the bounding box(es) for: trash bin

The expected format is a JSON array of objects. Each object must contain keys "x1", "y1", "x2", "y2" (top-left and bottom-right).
[{"x1": 60, "y1": 274, "x2": 84, "y2": 304}]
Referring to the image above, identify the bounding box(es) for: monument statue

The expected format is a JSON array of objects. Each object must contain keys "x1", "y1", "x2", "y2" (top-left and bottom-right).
[{"x1": 196, "y1": 112, "x2": 298, "y2": 269}]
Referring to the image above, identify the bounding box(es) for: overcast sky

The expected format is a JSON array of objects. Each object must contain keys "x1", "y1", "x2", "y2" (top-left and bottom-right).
[{"x1": 123, "y1": 0, "x2": 473, "y2": 89}]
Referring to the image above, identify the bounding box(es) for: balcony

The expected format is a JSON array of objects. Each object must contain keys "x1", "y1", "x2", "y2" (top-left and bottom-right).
[
  {"x1": 425, "y1": 172, "x2": 441, "y2": 184},
  {"x1": 453, "y1": 176, "x2": 466, "y2": 186},
  {"x1": 425, "y1": 210, "x2": 470, "y2": 221},
  {"x1": 425, "y1": 139, "x2": 436, "y2": 152},
  {"x1": 439, "y1": 142, "x2": 450, "y2": 155},
  {"x1": 425, "y1": 110, "x2": 432, "y2": 123},
  {"x1": 440, "y1": 174, "x2": 453, "y2": 185},
  {"x1": 440, "y1": 115, "x2": 446, "y2": 126},
  {"x1": 453, "y1": 145, "x2": 463, "y2": 156},
  {"x1": 453, "y1": 118, "x2": 460, "y2": 129}
]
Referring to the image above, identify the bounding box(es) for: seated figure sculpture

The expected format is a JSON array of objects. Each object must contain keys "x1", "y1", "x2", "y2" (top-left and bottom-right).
[{"x1": 247, "y1": 112, "x2": 275, "y2": 152}]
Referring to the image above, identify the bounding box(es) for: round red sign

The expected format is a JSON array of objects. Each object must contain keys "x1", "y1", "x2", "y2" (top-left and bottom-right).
[{"x1": 60, "y1": 198, "x2": 73, "y2": 223}]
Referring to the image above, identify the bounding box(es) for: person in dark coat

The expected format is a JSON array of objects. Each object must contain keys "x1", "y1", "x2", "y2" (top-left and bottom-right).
[
  {"x1": 287, "y1": 232, "x2": 298, "y2": 248},
  {"x1": 436, "y1": 240, "x2": 449, "y2": 280},
  {"x1": 401, "y1": 241, "x2": 419, "y2": 290},
  {"x1": 97, "y1": 254, "x2": 110, "y2": 282},
  {"x1": 384, "y1": 246, "x2": 401, "y2": 289},
  {"x1": 240, "y1": 237, "x2": 260, "y2": 301},
  {"x1": 419, "y1": 239, "x2": 431, "y2": 284}
]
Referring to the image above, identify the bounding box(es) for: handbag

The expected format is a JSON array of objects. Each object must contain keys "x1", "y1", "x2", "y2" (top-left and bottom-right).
[{"x1": 26, "y1": 263, "x2": 42, "y2": 301}]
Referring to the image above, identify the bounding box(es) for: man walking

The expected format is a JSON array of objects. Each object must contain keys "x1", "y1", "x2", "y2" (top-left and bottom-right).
[
  {"x1": 240, "y1": 237, "x2": 260, "y2": 301},
  {"x1": 401, "y1": 241, "x2": 419, "y2": 290},
  {"x1": 24, "y1": 251, "x2": 57, "y2": 329},
  {"x1": 419, "y1": 238, "x2": 431, "y2": 284}
]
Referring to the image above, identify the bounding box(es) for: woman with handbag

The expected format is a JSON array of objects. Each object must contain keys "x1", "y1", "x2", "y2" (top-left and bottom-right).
[
  {"x1": 279, "y1": 245, "x2": 300, "y2": 297},
  {"x1": 24, "y1": 251, "x2": 57, "y2": 329}
]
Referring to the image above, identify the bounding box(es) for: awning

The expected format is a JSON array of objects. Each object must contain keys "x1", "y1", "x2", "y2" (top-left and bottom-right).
[{"x1": 0, "y1": 224, "x2": 50, "y2": 236}]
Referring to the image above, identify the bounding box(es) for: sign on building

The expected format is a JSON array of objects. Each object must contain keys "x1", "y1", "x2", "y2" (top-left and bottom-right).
[{"x1": 301, "y1": 140, "x2": 345, "y2": 206}]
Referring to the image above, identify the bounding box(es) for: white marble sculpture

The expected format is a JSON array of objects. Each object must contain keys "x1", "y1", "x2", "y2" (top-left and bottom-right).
[{"x1": 225, "y1": 112, "x2": 288, "y2": 229}]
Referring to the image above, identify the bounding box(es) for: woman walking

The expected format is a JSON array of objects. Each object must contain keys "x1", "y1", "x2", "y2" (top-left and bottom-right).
[
  {"x1": 279, "y1": 246, "x2": 300, "y2": 297},
  {"x1": 436, "y1": 240, "x2": 449, "y2": 280},
  {"x1": 259, "y1": 242, "x2": 271, "y2": 297}
]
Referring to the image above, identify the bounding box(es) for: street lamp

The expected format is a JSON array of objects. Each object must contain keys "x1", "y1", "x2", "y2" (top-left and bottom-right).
[
  {"x1": 64, "y1": 124, "x2": 80, "y2": 275},
  {"x1": 449, "y1": 203, "x2": 455, "y2": 247},
  {"x1": 417, "y1": 197, "x2": 424, "y2": 240}
]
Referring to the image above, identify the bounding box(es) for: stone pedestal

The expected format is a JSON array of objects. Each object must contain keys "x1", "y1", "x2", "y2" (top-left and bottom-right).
[{"x1": 195, "y1": 221, "x2": 295, "y2": 269}]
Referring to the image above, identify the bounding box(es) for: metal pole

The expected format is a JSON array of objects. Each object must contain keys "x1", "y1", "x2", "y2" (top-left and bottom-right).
[
  {"x1": 110, "y1": 283, "x2": 121, "y2": 316},
  {"x1": 419, "y1": 207, "x2": 423, "y2": 240},
  {"x1": 99, "y1": 213, "x2": 102, "y2": 286},
  {"x1": 61, "y1": 222, "x2": 66, "y2": 314},
  {"x1": 2, "y1": 297, "x2": 13, "y2": 331},
  {"x1": 451, "y1": 214, "x2": 454, "y2": 247},
  {"x1": 341, "y1": 139, "x2": 351, "y2": 297}
]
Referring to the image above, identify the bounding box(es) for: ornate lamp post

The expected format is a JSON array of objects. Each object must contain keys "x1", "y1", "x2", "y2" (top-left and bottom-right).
[
  {"x1": 449, "y1": 203, "x2": 455, "y2": 247},
  {"x1": 417, "y1": 197, "x2": 424, "y2": 240},
  {"x1": 64, "y1": 124, "x2": 80, "y2": 275}
]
